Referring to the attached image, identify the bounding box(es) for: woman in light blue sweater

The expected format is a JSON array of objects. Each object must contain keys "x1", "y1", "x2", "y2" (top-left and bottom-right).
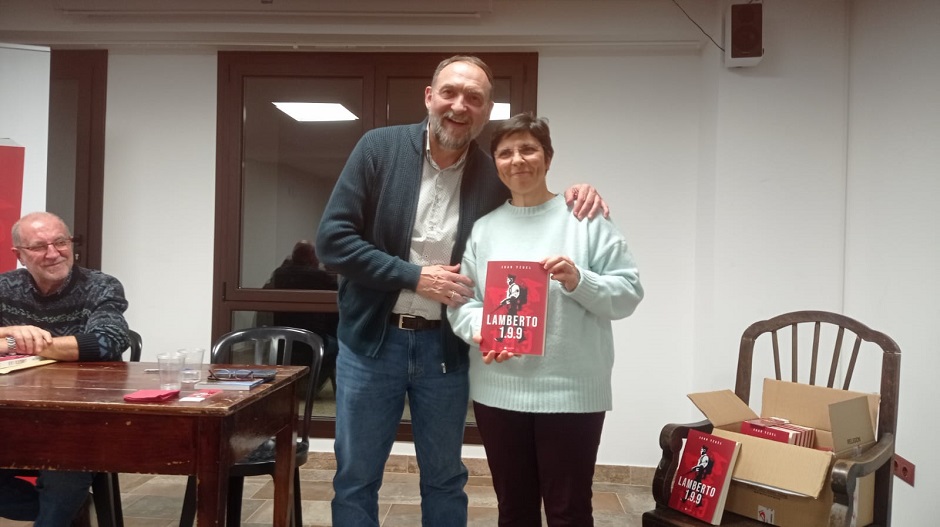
[{"x1": 447, "y1": 113, "x2": 644, "y2": 526}]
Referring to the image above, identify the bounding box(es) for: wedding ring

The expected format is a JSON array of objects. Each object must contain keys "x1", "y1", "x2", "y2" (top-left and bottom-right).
[{"x1": 449, "y1": 290, "x2": 456, "y2": 299}]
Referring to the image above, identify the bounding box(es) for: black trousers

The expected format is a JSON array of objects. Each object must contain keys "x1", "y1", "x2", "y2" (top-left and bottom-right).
[{"x1": 473, "y1": 402, "x2": 606, "y2": 527}]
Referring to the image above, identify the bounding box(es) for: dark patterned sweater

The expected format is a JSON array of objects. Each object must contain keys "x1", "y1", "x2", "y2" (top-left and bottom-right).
[{"x1": 0, "y1": 266, "x2": 130, "y2": 361}]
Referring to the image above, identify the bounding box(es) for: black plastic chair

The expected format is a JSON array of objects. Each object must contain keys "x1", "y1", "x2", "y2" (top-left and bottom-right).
[
  {"x1": 178, "y1": 326, "x2": 324, "y2": 527},
  {"x1": 126, "y1": 329, "x2": 142, "y2": 362}
]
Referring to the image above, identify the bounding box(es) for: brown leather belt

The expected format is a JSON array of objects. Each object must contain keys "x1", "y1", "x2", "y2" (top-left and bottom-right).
[{"x1": 389, "y1": 313, "x2": 441, "y2": 331}]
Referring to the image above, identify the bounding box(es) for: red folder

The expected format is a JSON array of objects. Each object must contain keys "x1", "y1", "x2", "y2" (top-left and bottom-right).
[
  {"x1": 124, "y1": 389, "x2": 180, "y2": 402},
  {"x1": 0, "y1": 141, "x2": 25, "y2": 272}
]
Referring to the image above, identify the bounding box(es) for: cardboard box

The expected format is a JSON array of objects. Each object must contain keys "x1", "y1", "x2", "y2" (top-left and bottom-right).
[{"x1": 687, "y1": 379, "x2": 878, "y2": 526}]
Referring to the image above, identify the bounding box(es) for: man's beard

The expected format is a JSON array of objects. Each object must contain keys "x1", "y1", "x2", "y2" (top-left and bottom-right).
[{"x1": 429, "y1": 111, "x2": 482, "y2": 150}]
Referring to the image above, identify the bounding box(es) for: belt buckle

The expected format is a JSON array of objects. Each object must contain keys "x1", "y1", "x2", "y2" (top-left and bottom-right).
[{"x1": 398, "y1": 314, "x2": 416, "y2": 330}]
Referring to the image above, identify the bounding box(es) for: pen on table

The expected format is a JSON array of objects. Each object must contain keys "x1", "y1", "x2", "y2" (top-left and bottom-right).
[{"x1": 144, "y1": 368, "x2": 159, "y2": 373}]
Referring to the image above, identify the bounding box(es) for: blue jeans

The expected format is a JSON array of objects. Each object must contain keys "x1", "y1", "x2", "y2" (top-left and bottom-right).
[
  {"x1": 331, "y1": 326, "x2": 470, "y2": 527},
  {"x1": 0, "y1": 469, "x2": 94, "y2": 525}
]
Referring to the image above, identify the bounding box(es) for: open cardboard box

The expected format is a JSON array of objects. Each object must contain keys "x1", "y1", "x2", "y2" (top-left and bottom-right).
[{"x1": 687, "y1": 379, "x2": 879, "y2": 526}]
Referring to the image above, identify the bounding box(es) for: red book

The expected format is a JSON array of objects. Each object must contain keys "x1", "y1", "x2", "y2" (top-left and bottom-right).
[
  {"x1": 480, "y1": 261, "x2": 549, "y2": 356},
  {"x1": 741, "y1": 419, "x2": 797, "y2": 445},
  {"x1": 746, "y1": 418, "x2": 816, "y2": 447},
  {"x1": 779, "y1": 422, "x2": 816, "y2": 447},
  {"x1": 668, "y1": 429, "x2": 741, "y2": 525},
  {"x1": 741, "y1": 417, "x2": 799, "y2": 445}
]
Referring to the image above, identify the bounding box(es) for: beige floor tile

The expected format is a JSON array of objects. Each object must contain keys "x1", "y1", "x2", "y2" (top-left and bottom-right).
[{"x1": 4, "y1": 463, "x2": 650, "y2": 526}]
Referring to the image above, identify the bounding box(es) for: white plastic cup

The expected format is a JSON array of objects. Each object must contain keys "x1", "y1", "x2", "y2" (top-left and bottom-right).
[
  {"x1": 179, "y1": 348, "x2": 206, "y2": 383},
  {"x1": 156, "y1": 352, "x2": 184, "y2": 390}
]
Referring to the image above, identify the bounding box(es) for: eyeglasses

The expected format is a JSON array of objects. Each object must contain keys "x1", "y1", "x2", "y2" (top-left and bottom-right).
[
  {"x1": 209, "y1": 368, "x2": 255, "y2": 381},
  {"x1": 15, "y1": 238, "x2": 73, "y2": 254},
  {"x1": 208, "y1": 368, "x2": 256, "y2": 380},
  {"x1": 208, "y1": 368, "x2": 278, "y2": 382}
]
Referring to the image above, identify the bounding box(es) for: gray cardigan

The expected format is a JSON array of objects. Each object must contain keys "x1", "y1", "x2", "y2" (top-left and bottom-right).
[{"x1": 316, "y1": 119, "x2": 508, "y2": 372}]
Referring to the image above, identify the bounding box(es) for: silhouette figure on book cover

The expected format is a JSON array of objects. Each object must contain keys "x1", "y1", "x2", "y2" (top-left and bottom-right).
[
  {"x1": 495, "y1": 274, "x2": 527, "y2": 342},
  {"x1": 682, "y1": 445, "x2": 713, "y2": 505}
]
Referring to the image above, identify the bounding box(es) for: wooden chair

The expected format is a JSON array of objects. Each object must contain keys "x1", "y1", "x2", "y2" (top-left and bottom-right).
[
  {"x1": 642, "y1": 310, "x2": 901, "y2": 527},
  {"x1": 178, "y1": 326, "x2": 324, "y2": 527}
]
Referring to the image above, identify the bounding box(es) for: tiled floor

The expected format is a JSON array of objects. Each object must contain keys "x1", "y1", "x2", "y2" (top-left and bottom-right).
[{"x1": 0, "y1": 463, "x2": 654, "y2": 526}]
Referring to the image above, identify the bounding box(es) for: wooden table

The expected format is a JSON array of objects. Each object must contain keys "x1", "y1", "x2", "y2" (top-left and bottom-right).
[{"x1": 0, "y1": 361, "x2": 308, "y2": 526}]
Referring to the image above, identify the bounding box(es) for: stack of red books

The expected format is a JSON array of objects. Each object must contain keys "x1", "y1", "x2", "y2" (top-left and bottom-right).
[{"x1": 740, "y1": 417, "x2": 815, "y2": 447}]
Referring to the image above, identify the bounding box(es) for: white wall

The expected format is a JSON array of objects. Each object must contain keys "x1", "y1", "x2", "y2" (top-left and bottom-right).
[
  {"x1": 3, "y1": 0, "x2": 937, "y2": 522},
  {"x1": 844, "y1": 0, "x2": 940, "y2": 520},
  {"x1": 103, "y1": 53, "x2": 218, "y2": 358},
  {"x1": 539, "y1": 50, "x2": 704, "y2": 464},
  {"x1": 707, "y1": 1, "x2": 851, "y2": 389},
  {"x1": 0, "y1": 43, "x2": 49, "y2": 216}
]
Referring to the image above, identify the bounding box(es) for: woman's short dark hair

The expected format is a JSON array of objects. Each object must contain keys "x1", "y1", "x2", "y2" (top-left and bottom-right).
[{"x1": 489, "y1": 112, "x2": 554, "y2": 160}]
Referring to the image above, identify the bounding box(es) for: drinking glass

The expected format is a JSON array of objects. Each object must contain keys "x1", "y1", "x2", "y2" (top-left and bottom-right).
[
  {"x1": 179, "y1": 348, "x2": 206, "y2": 383},
  {"x1": 156, "y1": 352, "x2": 184, "y2": 390}
]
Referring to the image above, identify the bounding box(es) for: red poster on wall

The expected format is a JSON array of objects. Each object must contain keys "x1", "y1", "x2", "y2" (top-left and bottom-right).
[{"x1": 0, "y1": 139, "x2": 25, "y2": 272}]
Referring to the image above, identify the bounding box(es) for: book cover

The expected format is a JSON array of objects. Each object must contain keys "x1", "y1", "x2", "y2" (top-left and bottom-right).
[
  {"x1": 0, "y1": 354, "x2": 43, "y2": 368},
  {"x1": 193, "y1": 378, "x2": 264, "y2": 391},
  {"x1": 668, "y1": 429, "x2": 741, "y2": 525},
  {"x1": 480, "y1": 261, "x2": 549, "y2": 356},
  {"x1": 0, "y1": 355, "x2": 55, "y2": 375}
]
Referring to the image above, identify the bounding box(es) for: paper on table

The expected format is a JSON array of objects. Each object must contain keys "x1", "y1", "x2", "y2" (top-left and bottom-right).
[
  {"x1": 0, "y1": 358, "x2": 57, "y2": 375},
  {"x1": 180, "y1": 389, "x2": 221, "y2": 402}
]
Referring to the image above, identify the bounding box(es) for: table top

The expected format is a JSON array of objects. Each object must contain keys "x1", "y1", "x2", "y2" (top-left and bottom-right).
[{"x1": 0, "y1": 361, "x2": 308, "y2": 416}]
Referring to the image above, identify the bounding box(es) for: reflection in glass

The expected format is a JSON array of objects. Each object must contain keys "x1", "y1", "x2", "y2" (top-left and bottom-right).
[{"x1": 239, "y1": 77, "x2": 364, "y2": 289}]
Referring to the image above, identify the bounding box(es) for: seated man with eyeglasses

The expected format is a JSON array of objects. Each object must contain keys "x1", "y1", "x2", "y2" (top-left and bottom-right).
[{"x1": 0, "y1": 211, "x2": 130, "y2": 526}]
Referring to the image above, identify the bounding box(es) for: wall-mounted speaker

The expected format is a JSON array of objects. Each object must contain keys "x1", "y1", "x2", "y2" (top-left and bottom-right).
[{"x1": 724, "y1": 2, "x2": 763, "y2": 68}]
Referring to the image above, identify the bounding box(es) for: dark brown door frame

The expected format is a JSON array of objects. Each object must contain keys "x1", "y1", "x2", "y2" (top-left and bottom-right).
[{"x1": 49, "y1": 49, "x2": 108, "y2": 270}]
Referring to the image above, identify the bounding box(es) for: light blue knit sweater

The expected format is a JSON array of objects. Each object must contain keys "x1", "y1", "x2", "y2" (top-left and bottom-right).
[{"x1": 447, "y1": 194, "x2": 643, "y2": 413}]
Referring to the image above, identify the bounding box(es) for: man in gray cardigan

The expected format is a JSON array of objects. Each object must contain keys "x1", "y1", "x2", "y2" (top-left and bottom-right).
[{"x1": 316, "y1": 55, "x2": 606, "y2": 527}]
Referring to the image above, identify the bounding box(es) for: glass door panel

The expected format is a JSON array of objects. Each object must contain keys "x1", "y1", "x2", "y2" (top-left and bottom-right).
[{"x1": 239, "y1": 77, "x2": 364, "y2": 290}]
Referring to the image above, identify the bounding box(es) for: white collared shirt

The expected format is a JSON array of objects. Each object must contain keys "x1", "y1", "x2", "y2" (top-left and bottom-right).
[{"x1": 392, "y1": 127, "x2": 466, "y2": 320}]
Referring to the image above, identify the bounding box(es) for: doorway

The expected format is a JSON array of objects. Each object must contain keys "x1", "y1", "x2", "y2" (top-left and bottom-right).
[{"x1": 47, "y1": 49, "x2": 108, "y2": 269}]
